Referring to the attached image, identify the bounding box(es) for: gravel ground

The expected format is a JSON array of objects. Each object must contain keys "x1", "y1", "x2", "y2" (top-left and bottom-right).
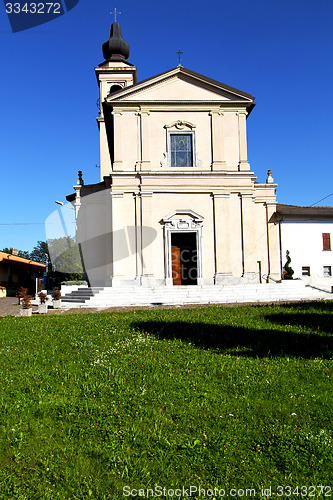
[
  {"x1": 0, "y1": 296, "x2": 319, "y2": 318},
  {"x1": 0, "y1": 297, "x2": 171, "y2": 317},
  {"x1": 0, "y1": 297, "x2": 236, "y2": 317},
  {"x1": 0, "y1": 297, "x2": 102, "y2": 317}
]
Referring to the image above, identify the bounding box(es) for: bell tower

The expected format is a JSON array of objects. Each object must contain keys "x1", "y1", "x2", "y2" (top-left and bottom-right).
[{"x1": 95, "y1": 18, "x2": 137, "y2": 178}]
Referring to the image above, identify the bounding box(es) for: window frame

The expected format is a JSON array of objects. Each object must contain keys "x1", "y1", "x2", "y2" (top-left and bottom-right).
[
  {"x1": 167, "y1": 130, "x2": 196, "y2": 168},
  {"x1": 323, "y1": 265, "x2": 332, "y2": 277},
  {"x1": 322, "y1": 233, "x2": 331, "y2": 251},
  {"x1": 302, "y1": 266, "x2": 311, "y2": 276}
]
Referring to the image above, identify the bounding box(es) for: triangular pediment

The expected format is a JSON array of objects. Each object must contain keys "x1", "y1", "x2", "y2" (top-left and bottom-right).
[{"x1": 105, "y1": 67, "x2": 254, "y2": 105}]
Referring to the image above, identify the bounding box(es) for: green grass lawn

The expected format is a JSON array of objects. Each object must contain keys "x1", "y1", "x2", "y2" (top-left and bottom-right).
[{"x1": 0, "y1": 302, "x2": 332, "y2": 499}]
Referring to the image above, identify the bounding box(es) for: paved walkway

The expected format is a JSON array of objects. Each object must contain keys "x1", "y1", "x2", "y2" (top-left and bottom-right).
[
  {"x1": 0, "y1": 297, "x2": 111, "y2": 317},
  {"x1": 0, "y1": 297, "x2": 20, "y2": 317}
]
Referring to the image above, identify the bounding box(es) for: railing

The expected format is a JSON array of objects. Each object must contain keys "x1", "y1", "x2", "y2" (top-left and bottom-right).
[{"x1": 262, "y1": 274, "x2": 282, "y2": 284}]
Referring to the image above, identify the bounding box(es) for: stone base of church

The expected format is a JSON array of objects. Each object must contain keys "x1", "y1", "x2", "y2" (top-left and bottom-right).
[
  {"x1": 214, "y1": 273, "x2": 260, "y2": 285},
  {"x1": 140, "y1": 275, "x2": 158, "y2": 287},
  {"x1": 242, "y1": 272, "x2": 259, "y2": 284},
  {"x1": 214, "y1": 273, "x2": 236, "y2": 285},
  {"x1": 92, "y1": 274, "x2": 261, "y2": 288}
]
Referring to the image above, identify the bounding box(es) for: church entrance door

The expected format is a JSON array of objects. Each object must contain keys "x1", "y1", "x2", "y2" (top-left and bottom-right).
[{"x1": 171, "y1": 232, "x2": 197, "y2": 285}]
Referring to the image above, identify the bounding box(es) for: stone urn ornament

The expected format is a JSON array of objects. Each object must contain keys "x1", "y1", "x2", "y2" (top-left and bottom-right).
[
  {"x1": 37, "y1": 291, "x2": 49, "y2": 314},
  {"x1": 17, "y1": 287, "x2": 33, "y2": 317},
  {"x1": 52, "y1": 288, "x2": 62, "y2": 309}
]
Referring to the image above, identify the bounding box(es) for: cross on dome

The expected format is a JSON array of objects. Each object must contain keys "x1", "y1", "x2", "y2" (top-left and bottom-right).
[
  {"x1": 102, "y1": 10, "x2": 130, "y2": 62},
  {"x1": 111, "y1": 7, "x2": 121, "y2": 22}
]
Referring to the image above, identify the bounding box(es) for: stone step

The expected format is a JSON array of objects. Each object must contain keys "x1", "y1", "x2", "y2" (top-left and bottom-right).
[{"x1": 60, "y1": 282, "x2": 333, "y2": 308}]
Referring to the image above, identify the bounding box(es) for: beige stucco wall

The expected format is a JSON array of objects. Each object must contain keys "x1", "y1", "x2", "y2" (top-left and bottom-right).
[
  {"x1": 76, "y1": 177, "x2": 279, "y2": 286},
  {"x1": 100, "y1": 107, "x2": 247, "y2": 176}
]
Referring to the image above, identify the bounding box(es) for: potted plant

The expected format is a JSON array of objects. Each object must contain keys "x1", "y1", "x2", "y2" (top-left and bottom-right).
[
  {"x1": 37, "y1": 291, "x2": 49, "y2": 314},
  {"x1": 17, "y1": 287, "x2": 33, "y2": 317},
  {"x1": 52, "y1": 288, "x2": 62, "y2": 309}
]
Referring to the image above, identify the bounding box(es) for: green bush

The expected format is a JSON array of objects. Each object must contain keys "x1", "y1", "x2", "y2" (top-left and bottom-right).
[{"x1": 284, "y1": 250, "x2": 294, "y2": 280}]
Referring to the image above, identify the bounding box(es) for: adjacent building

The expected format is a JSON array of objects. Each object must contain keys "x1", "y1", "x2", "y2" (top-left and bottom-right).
[
  {"x1": 277, "y1": 204, "x2": 333, "y2": 290},
  {"x1": 0, "y1": 250, "x2": 46, "y2": 296}
]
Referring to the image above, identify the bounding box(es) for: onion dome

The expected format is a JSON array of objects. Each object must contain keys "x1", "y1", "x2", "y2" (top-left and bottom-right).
[{"x1": 102, "y1": 22, "x2": 130, "y2": 62}]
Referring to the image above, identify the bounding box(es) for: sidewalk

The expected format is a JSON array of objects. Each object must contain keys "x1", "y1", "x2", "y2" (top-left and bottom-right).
[
  {"x1": 0, "y1": 296, "x2": 101, "y2": 317},
  {"x1": 0, "y1": 297, "x2": 20, "y2": 317}
]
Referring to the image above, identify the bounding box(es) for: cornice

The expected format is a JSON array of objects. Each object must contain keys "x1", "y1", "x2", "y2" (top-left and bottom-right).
[
  {"x1": 104, "y1": 101, "x2": 251, "y2": 109},
  {"x1": 255, "y1": 183, "x2": 278, "y2": 188},
  {"x1": 105, "y1": 170, "x2": 255, "y2": 179}
]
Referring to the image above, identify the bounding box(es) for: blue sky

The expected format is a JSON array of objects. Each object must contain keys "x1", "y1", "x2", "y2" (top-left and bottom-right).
[{"x1": 0, "y1": 0, "x2": 333, "y2": 252}]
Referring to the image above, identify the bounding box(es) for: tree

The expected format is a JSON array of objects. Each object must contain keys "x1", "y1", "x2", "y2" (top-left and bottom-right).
[
  {"x1": 30, "y1": 241, "x2": 49, "y2": 264},
  {"x1": 1, "y1": 247, "x2": 30, "y2": 259},
  {"x1": 47, "y1": 236, "x2": 83, "y2": 275},
  {"x1": 18, "y1": 250, "x2": 31, "y2": 259},
  {"x1": 1, "y1": 247, "x2": 13, "y2": 254}
]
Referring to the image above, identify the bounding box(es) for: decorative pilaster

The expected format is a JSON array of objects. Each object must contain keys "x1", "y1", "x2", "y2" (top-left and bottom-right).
[
  {"x1": 140, "y1": 192, "x2": 155, "y2": 286},
  {"x1": 138, "y1": 110, "x2": 151, "y2": 171},
  {"x1": 210, "y1": 110, "x2": 226, "y2": 170},
  {"x1": 266, "y1": 202, "x2": 281, "y2": 281},
  {"x1": 213, "y1": 193, "x2": 233, "y2": 284},
  {"x1": 110, "y1": 192, "x2": 127, "y2": 285},
  {"x1": 104, "y1": 190, "x2": 113, "y2": 287},
  {"x1": 237, "y1": 111, "x2": 250, "y2": 171},
  {"x1": 99, "y1": 120, "x2": 112, "y2": 179},
  {"x1": 112, "y1": 110, "x2": 123, "y2": 171},
  {"x1": 134, "y1": 193, "x2": 142, "y2": 281},
  {"x1": 241, "y1": 193, "x2": 258, "y2": 281}
]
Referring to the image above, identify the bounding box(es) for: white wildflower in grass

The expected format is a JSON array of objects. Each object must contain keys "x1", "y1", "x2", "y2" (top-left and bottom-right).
[
  {"x1": 89, "y1": 331, "x2": 159, "y2": 367},
  {"x1": 291, "y1": 413, "x2": 297, "y2": 416}
]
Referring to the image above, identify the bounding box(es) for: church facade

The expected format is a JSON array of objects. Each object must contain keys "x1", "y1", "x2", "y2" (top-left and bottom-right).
[{"x1": 67, "y1": 21, "x2": 281, "y2": 288}]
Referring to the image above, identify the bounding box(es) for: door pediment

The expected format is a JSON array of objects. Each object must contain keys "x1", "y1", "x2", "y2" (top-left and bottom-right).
[{"x1": 161, "y1": 209, "x2": 204, "y2": 227}]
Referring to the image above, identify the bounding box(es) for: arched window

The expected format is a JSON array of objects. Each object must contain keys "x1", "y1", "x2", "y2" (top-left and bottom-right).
[{"x1": 110, "y1": 84, "x2": 122, "y2": 94}]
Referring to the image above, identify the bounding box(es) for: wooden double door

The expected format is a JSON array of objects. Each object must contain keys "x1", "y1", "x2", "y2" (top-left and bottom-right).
[{"x1": 171, "y1": 232, "x2": 197, "y2": 285}]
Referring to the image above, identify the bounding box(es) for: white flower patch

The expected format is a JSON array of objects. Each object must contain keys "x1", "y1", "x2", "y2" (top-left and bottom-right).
[{"x1": 90, "y1": 331, "x2": 159, "y2": 367}]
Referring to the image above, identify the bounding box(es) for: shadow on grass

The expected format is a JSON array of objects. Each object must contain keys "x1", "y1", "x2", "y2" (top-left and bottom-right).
[
  {"x1": 278, "y1": 300, "x2": 333, "y2": 312},
  {"x1": 266, "y1": 312, "x2": 333, "y2": 335},
  {"x1": 131, "y1": 316, "x2": 333, "y2": 358}
]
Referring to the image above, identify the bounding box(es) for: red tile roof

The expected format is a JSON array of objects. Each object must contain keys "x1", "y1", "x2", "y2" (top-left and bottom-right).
[{"x1": 0, "y1": 252, "x2": 46, "y2": 270}]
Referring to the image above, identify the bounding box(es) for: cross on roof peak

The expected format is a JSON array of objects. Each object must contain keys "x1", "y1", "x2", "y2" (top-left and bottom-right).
[
  {"x1": 111, "y1": 7, "x2": 121, "y2": 22},
  {"x1": 176, "y1": 48, "x2": 183, "y2": 67}
]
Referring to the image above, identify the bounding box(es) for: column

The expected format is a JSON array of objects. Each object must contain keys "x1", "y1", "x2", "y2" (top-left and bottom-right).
[
  {"x1": 112, "y1": 110, "x2": 123, "y2": 171},
  {"x1": 110, "y1": 192, "x2": 128, "y2": 285},
  {"x1": 210, "y1": 110, "x2": 227, "y2": 170},
  {"x1": 139, "y1": 110, "x2": 151, "y2": 171},
  {"x1": 134, "y1": 193, "x2": 142, "y2": 282},
  {"x1": 241, "y1": 193, "x2": 257, "y2": 282},
  {"x1": 237, "y1": 111, "x2": 250, "y2": 171},
  {"x1": 213, "y1": 193, "x2": 233, "y2": 284},
  {"x1": 266, "y1": 202, "x2": 281, "y2": 281},
  {"x1": 140, "y1": 192, "x2": 156, "y2": 286},
  {"x1": 104, "y1": 190, "x2": 113, "y2": 286}
]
